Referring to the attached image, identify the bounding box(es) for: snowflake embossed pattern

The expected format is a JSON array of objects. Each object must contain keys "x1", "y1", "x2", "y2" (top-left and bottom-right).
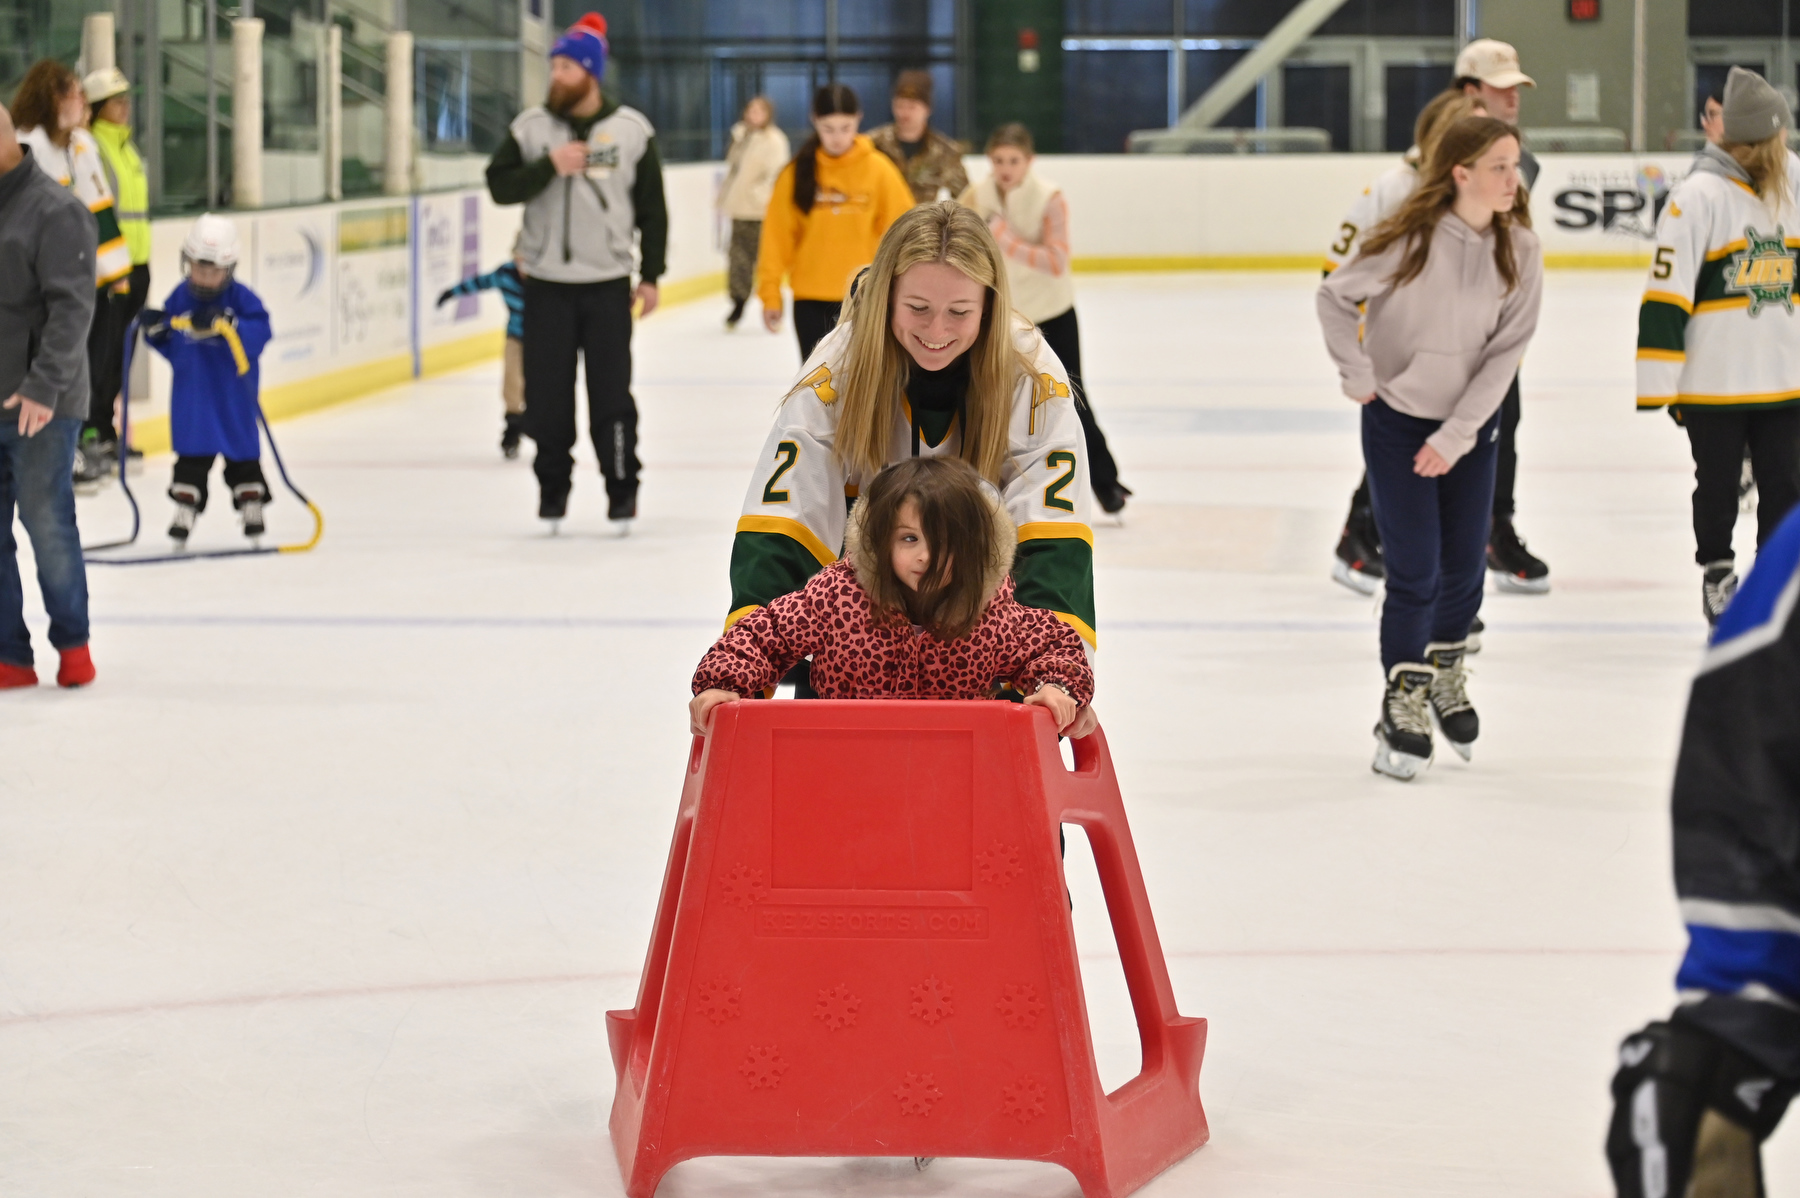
[
  {"x1": 995, "y1": 982, "x2": 1046, "y2": 1030},
  {"x1": 894, "y1": 1071, "x2": 944, "y2": 1116},
  {"x1": 719, "y1": 862, "x2": 768, "y2": 909},
  {"x1": 974, "y1": 841, "x2": 1024, "y2": 887},
  {"x1": 1000, "y1": 1076, "x2": 1048, "y2": 1123},
  {"x1": 908, "y1": 976, "x2": 954, "y2": 1025},
  {"x1": 694, "y1": 978, "x2": 742, "y2": 1025},
  {"x1": 738, "y1": 1044, "x2": 788, "y2": 1090},
  {"x1": 813, "y1": 983, "x2": 861, "y2": 1031}
]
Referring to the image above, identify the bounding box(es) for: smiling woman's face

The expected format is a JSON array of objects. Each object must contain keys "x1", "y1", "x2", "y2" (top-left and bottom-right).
[{"x1": 889, "y1": 261, "x2": 986, "y2": 371}]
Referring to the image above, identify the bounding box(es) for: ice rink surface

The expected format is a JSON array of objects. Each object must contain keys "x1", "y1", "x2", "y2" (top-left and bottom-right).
[{"x1": 4, "y1": 270, "x2": 1789, "y2": 1196}]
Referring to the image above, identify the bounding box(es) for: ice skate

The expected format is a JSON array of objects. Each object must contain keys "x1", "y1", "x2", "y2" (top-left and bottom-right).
[
  {"x1": 609, "y1": 489, "x2": 636, "y2": 537},
  {"x1": 168, "y1": 483, "x2": 201, "y2": 542},
  {"x1": 234, "y1": 483, "x2": 266, "y2": 539},
  {"x1": 72, "y1": 433, "x2": 107, "y2": 494},
  {"x1": 1333, "y1": 508, "x2": 1384, "y2": 595},
  {"x1": 1487, "y1": 518, "x2": 1550, "y2": 594},
  {"x1": 1094, "y1": 481, "x2": 1131, "y2": 520},
  {"x1": 725, "y1": 298, "x2": 747, "y2": 330},
  {"x1": 1702, "y1": 560, "x2": 1738, "y2": 626},
  {"x1": 1372, "y1": 663, "x2": 1435, "y2": 780},
  {"x1": 1425, "y1": 640, "x2": 1478, "y2": 761},
  {"x1": 540, "y1": 486, "x2": 568, "y2": 534},
  {"x1": 1467, "y1": 614, "x2": 1484, "y2": 654}
]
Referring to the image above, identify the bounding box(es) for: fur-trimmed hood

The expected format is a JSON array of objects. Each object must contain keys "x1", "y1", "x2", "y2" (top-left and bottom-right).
[{"x1": 843, "y1": 482, "x2": 1016, "y2": 604}]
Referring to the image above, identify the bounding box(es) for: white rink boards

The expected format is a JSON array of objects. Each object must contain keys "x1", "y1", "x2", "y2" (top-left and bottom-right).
[{"x1": 4, "y1": 271, "x2": 1795, "y2": 1196}]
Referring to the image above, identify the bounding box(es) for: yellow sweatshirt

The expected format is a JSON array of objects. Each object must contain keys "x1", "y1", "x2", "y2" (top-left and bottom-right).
[{"x1": 755, "y1": 135, "x2": 914, "y2": 308}]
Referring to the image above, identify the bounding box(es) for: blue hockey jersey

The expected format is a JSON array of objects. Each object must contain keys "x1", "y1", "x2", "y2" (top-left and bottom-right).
[{"x1": 146, "y1": 278, "x2": 272, "y2": 460}]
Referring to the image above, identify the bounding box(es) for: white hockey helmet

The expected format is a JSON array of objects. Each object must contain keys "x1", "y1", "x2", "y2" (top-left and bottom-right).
[{"x1": 181, "y1": 213, "x2": 241, "y2": 270}]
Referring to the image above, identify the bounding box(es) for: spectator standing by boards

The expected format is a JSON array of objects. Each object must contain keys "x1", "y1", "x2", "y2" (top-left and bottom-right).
[
  {"x1": 718, "y1": 95, "x2": 789, "y2": 330},
  {"x1": 485, "y1": 11, "x2": 667, "y2": 531},
  {"x1": 0, "y1": 100, "x2": 99, "y2": 690},
  {"x1": 86, "y1": 66, "x2": 151, "y2": 475},
  {"x1": 868, "y1": 70, "x2": 968, "y2": 205}
]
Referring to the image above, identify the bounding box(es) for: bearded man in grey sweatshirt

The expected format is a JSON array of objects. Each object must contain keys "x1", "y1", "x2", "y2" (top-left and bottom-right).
[{"x1": 0, "y1": 99, "x2": 100, "y2": 689}]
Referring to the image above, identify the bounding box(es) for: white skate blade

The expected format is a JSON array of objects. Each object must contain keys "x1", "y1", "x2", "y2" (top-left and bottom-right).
[
  {"x1": 1332, "y1": 558, "x2": 1381, "y2": 596},
  {"x1": 1446, "y1": 738, "x2": 1473, "y2": 762},
  {"x1": 1372, "y1": 728, "x2": 1432, "y2": 780},
  {"x1": 544, "y1": 518, "x2": 562, "y2": 536},
  {"x1": 612, "y1": 519, "x2": 633, "y2": 539},
  {"x1": 1489, "y1": 569, "x2": 1549, "y2": 595}
]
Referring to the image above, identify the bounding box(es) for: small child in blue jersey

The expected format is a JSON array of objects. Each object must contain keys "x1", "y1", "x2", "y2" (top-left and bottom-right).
[
  {"x1": 140, "y1": 214, "x2": 274, "y2": 542},
  {"x1": 437, "y1": 250, "x2": 528, "y2": 457}
]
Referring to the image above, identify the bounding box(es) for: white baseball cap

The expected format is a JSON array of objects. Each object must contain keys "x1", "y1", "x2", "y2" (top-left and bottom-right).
[{"x1": 1454, "y1": 39, "x2": 1535, "y2": 90}]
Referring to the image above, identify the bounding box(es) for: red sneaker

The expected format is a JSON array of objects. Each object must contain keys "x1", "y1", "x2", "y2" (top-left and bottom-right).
[
  {"x1": 0, "y1": 660, "x2": 38, "y2": 689},
  {"x1": 56, "y1": 645, "x2": 95, "y2": 688}
]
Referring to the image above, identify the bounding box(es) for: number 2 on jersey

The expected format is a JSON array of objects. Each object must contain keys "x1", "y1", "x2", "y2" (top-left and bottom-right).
[
  {"x1": 763, "y1": 441, "x2": 800, "y2": 503},
  {"x1": 1044, "y1": 450, "x2": 1077, "y2": 512}
]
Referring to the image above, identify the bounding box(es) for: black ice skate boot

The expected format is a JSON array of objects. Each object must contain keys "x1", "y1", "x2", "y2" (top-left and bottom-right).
[
  {"x1": 1425, "y1": 640, "x2": 1478, "y2": 761},
  {"x1": 1332, "y1": 504, "x2": 1385, "y2": 595},
  {"x1": 725, "y1": 298, "x2": 747, "y2": 329},
  {"x1": 168, "y1": 482, "x2": 201, "y2": 542},
  {"x1": 608, "y1": 487, "x2": 637, "y2": 536},
  {"x1": 233, "y1": 482, "x2": 267, "y2": 538},
  {"x1": 540, "y1": 485, "x2": 569, "y2": 532},
  {"x1": 500, "y1": 415, "x2": 526, "y2": 460},
  {"x1": 1702, "y1": 559, "x2": 1738, "y2": 626},
  {"x1": 1487, "y1": 518, "x2": 1550, "y2": 594},
  {"x1": 1094, "y1": 481, "x2": 1132, "y2": 516},
  {"x1": 1372, "y1": 663, "x2": 1435, "y2": 781}
]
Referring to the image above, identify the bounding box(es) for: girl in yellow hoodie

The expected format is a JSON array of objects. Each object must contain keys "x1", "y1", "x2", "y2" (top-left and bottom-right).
[{"x1": 756, "y1": 83, "x2": 915, "y2": 359}]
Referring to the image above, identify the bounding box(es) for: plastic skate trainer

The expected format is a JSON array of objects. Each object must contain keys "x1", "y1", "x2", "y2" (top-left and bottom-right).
[{"x1": 606, "y1": 701, "x2": 1208, "y2": 1197}]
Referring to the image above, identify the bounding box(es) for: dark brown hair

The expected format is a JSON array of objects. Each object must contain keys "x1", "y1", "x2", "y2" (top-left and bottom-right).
[
  {"x1": 792, "y1": 82, "x2": 861, "y2": 214},
  {"x1": 985, "y1": 122, "x2": 1034, "y2": 155},
  {"x1": 10, "y1": 59, "x2": 78, "y2": 135},
  {"x1": 1360, "y1": 115, "x2": 1533, "y2": 293},
  {"x1": 892, "y1": 69, "x2": 933, "y2": 106},
  {"x1": 858, "y1": 457, "x2": 999, "y2": 642}
]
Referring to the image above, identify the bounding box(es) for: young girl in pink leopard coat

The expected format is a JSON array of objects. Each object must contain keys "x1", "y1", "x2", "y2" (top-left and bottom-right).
[{"x1": 690, "y1": 456, "x2": 1093, "y2": 732}]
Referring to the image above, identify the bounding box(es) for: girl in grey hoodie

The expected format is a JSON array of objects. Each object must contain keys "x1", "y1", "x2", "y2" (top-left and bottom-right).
[{"x1": 1317, "y1": 115, "x2": 1542, "y2": 781}]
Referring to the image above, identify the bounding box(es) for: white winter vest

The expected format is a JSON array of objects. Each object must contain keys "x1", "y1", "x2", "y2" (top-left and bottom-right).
[
  {"x1": 511, "y1": 103, "x2": 653, "y2": 284},
  {"x1": 968, "y1": 172, "x2": 1075, "y2": 323}
]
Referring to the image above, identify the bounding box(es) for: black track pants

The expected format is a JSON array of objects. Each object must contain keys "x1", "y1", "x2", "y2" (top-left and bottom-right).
[
  {"x1": 793, "y1": 299, "x2": 842, "y2": 361},
  {"x1": 524, "y1": 276, "x2": 639, "y2": 501},
  {"x1": 1036, "y1": 306, "x2": 1122, "y2": 493},
  {"x1": 1679, "y1": 405, "x2": 1800, "y2": 565}
]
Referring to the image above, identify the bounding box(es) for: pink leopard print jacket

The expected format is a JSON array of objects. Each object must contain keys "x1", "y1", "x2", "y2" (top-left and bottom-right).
[{"x1": 692, "y1": 559, "x2": 1093, "y2": 706}]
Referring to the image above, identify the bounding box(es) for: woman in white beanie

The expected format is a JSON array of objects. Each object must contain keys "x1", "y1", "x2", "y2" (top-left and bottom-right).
[
  {"x1": 1636, "y1": 66, "x2": 1800, "y2": 625},
  {"x1": 717, "y1": 95, "x2": 788, "y2": 330}
]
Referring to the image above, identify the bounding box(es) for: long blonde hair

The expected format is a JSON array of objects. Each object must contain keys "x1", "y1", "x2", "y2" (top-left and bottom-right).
[
  {"x1": 811, "y1": 202, "x2": 1030, "y2": 483},
  {"x1": 1362, "y1": 116, "x2": 1533, "y2": 293},
  {"x1": 1727, "y1": 132, "x2": 1790, "y2": 211},
  {"x1": 1412, "y1": 90, "x2": 1486, "y2": 165}
]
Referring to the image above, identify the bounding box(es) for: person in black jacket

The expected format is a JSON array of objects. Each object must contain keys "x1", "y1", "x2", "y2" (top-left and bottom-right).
[
  {"x1": 1605, "y1": 503, "x2": 1800, "y2": 1197},
  {"x1": 0, "y1": 100, "x2": 99, "y2": 689},
  {"x1": 485, "y1": 11, "x2": 667, "y2": 530}
]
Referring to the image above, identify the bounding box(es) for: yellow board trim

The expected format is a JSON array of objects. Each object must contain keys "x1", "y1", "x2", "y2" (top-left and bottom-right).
[
  {"x1": 1636, "y1": 348, "x2": 1686, "y2": 362},
  {"x1": 1694, "y1": 297, "x2": 1752, "y2": 315},
  {"x1": 724, "y1": 604, "x2": 761, "y2": 632},
  {"x1": 1642, "y1": 290, "x2": 1694, "y2": 314},
  {"x1": 734, "y1": 514, "x2": 837, "y2": 567},
  {"x1": 655, "y1": 271, "x2": 726, "y2": 307},
  {"x1": 1052, "y1": 611, "x2": 1098, "y2": 648},
  {"x1": 1068, "y1": 253, "x2": 1651, "y2": 272},
  {"x1": 421, "y1": 328, "x2": 505, "y2": 377},
  {"x1": 1017, "y1": 521, "x2": 1095, "y2": 548}
]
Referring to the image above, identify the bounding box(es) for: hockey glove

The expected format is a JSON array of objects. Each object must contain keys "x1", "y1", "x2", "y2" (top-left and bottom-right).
[
  {"x1": 1605, "y1": 1018, "x2": 1796, "y2": 1198},
  {"x1": 187, "y1": 303, "x2": 223, "y2": 333},
  {"x1": 138, "y1": 308, "x2": 168, "y2": 339}
]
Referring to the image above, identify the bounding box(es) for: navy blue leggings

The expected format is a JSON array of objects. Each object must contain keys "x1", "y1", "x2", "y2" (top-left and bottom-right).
[{"x1": 1362, "y1": 398, "x2": 1501, "y2": 672}]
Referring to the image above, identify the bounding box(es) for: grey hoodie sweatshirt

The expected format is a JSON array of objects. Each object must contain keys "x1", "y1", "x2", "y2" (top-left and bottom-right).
[
  {"x1": 1317, "y1": 211, "x2": 1542, "y2": 465},
  {"x1": 0, "y1": 146, "x2": 98, "y2": 419}
]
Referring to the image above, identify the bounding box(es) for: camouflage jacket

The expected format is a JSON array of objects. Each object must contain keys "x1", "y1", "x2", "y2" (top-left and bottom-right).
[{"x1": 867, "y1": 124, "x2": 969, "y2": 205}]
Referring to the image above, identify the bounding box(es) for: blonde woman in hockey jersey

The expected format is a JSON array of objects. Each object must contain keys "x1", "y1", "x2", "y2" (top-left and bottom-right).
[
  {"x1": 1638, "y1": 67, "x2": 1800, "y2": 624},
  {"x1": 1318, "y1": 115, "x2": 1542, "y2": 781},
  {"x1": 728, "y1": 201, "x2": 1098, "y2": 735}
]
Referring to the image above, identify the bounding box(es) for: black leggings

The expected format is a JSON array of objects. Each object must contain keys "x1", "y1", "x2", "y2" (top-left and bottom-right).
[
  {"x1": 793, "y1": 299, "x2": 842, "y2": 362},
  {"x1": 1036, "y1": 306, "x2": 1122, "y2": 492},
  {"x1": 1678, "y1": 405, "x2": 1800, "y2": 564}
]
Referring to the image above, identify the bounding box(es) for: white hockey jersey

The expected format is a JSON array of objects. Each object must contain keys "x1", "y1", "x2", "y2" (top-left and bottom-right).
[
  {"x1": 1638, "y1": 144, "x2": 1800, "y2": 411},
  {"x1": 1323, "y1": 163, "x2": 1417, "y2": 274},
  {"x1": 728, "y1": 315, "x2": 1097, "y2": 646}
]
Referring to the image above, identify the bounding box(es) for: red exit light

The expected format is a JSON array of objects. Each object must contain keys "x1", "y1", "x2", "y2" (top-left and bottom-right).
[{"x1": 1568, "y1": 0, "x2": 1600, "y2": 20}]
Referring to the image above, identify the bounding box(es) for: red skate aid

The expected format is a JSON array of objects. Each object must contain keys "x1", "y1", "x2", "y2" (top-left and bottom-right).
[{"x1": 606, "y1": 700, "x2": 1207, "y2": 1198}]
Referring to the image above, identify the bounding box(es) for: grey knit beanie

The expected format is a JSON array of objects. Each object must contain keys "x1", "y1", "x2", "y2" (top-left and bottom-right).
[{"x1": 1723, "y1": 66, "x2": 1792, "y2": 144}]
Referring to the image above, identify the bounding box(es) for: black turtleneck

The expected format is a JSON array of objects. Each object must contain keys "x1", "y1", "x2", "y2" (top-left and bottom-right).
[{"x1": 905, "y1": 352, "x2": 970, "y2": 450}]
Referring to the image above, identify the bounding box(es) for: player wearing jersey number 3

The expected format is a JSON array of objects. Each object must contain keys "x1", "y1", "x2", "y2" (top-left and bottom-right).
[{"x1": 727, "y1": 201, "x2": 1099, "y2": 738}]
